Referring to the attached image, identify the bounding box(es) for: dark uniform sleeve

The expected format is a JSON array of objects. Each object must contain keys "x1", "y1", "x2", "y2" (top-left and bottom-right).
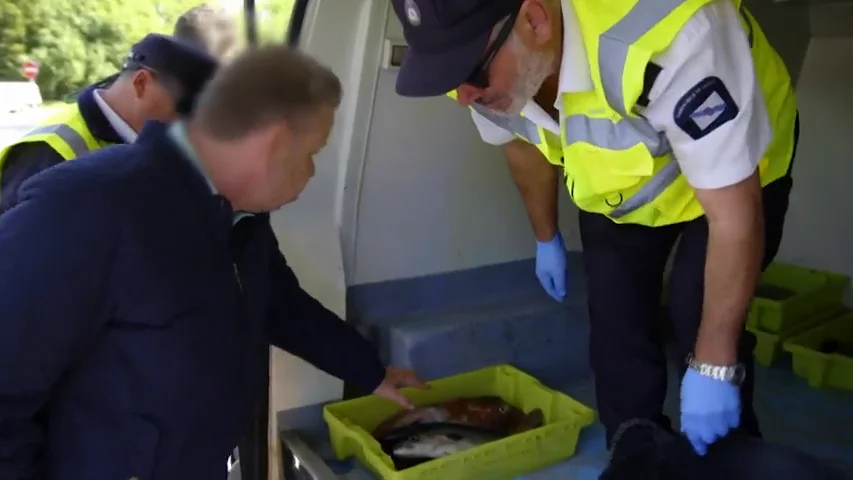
[
  {"x1": 265, "y1": 251, "x2": 386, "y2": 394},
  {"x1": 0, "y1": 142, "x2": 65, "y2": 214},
  {"x1": 0, "y1": 176, "x2": 118, "y2": 478}
]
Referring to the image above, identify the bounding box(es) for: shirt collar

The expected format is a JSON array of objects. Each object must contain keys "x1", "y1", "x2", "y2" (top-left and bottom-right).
[
  {"x1": 516, "y1": 0, "x2": 593, "y2": 134},
  {"x1": 167, "y1": 121, "x2": 254, "y2": 224},
  {"x1": 556, "y1": 0, "x2": 594, "y2": 100},
  {"x1": 92, "y1": 89, "x2": 138, "y2": 143},
  {"x1": 168, "y1": 121, "x2": 218, "y2": 194}
]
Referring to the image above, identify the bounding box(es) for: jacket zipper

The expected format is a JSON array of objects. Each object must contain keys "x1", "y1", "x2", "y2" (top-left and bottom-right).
[{"x1": 233, "y1": 262, "x2": 243, "y2": 293}]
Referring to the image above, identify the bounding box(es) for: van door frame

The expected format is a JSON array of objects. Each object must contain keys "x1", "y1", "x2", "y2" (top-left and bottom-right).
[{"x1": 236, "y1": 1, "x2": 313, "y2": 479}]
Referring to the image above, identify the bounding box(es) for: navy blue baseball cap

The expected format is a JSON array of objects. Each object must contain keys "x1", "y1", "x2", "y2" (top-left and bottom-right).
[
  {"x1": 84, "y1": 34, "x2": 218, "y2": 114},
  {"x1": 124, "y1": 33, "x2": 218, "y2": 114},
  {"x1": 390, "y1": 0, "x2": 522, "y2": 97}
]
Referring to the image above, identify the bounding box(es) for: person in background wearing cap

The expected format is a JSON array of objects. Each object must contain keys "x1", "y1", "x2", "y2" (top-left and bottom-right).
[
  {"x1": 0, "y1": 45, "x2": 425, "y2": 479},
  {"x1": 174, "y1": 3, "x2": 241, "y2": 61},
  {"x1": 0, "y1": 33, "x2": 217, "y2": 214},
  {"x1": 389, "y1": 0, "x2": 799, "y2": 457}
]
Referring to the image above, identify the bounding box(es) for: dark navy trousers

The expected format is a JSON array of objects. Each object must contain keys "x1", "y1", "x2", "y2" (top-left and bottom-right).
[
  {"x1": 581, "y1": 117, "x2": 799, "y2": 445},
  {"x1": 600, "y1": 421, "x2": 850, "y2": 479}
]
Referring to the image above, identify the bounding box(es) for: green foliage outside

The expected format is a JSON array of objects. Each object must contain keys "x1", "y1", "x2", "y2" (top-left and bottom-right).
[
  {"x1": 255, "y1": 0, "x2": 296, "y2": 44},
  {"x1": 0, "y1": 0, "x2": 295, "y2": 100}
]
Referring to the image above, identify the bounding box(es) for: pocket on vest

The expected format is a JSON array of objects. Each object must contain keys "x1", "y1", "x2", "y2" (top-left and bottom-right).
[{"x1": 566, "y1": 142, "x2": 654, "y2": 196}]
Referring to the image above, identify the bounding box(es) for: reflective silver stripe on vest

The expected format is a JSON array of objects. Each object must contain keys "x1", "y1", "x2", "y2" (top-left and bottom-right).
[
  {"x1": 24, "y1": 123, "x2": 91, "y2": 158},
  {"x1": 471, "y1": 104, "x2": 541, "y2": 144},
  {"x1": 609, "y1": 161, "x2": 681, "y2": 217},
  {"x1": 599, "y1": 0, "x2": 688, "y2": 117},
  {"x1": 569, "y1": 0, "x2": 691, "y2": 218},
  {"x1": 564, "y1": 115, "x2": 669, "y2": 155}
]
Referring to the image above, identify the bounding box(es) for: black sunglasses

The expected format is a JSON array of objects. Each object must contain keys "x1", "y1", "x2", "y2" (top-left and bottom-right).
[{"x1": 466, "y1": 9, "x2": 520, "y2": 89}]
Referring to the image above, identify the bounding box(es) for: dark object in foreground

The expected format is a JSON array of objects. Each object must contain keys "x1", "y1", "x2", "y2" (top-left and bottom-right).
[
  {"x1": 819, "y1": 339, "x2": 853, "y2": 357},
  {"x1": 372, "y1": 396, "x2": 545, "y2": 470},
  {"x1": 754, "y1": 283, "x2": 797, "y2": 300},
  {"x1": 599, "y1": 419, "x2": 851, "y2": 480}
]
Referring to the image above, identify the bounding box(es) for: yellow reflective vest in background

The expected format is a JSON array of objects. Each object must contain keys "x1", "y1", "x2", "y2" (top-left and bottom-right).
[
  {"x1": 451, "y1": 0, "x2": 797, "y2": 227},
  {"x1": 0, "y1": 103, "x2": 110, "y2": 196}
]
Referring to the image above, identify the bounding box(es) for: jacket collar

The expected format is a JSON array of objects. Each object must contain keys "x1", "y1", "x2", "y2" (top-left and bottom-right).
[
  {"x1": 76, "y1": 86, "x2": 125, "y2": 144},
  {"x1": 136, "y1": 121, "x2": 236, "y2": 238}
]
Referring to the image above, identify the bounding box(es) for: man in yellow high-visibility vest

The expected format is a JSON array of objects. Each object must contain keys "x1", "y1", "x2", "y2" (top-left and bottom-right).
[
  {"x1": 0, "y1": 34, "x2": 217, "y2": 213},
  {"x1": 389, "y1": 0, "x2": 798, "y2": 456}
]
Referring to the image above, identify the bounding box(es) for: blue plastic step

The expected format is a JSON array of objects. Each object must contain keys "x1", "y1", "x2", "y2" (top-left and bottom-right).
[
  {"x1": 384, "y1": 294, "x2": 591, "y2": 388},
  {"x1": 349, "y1": 253, "x2": 590, "y2": 388},
  {"x1": 347, "y1": 254, "x2": 587, "y2": 327}
]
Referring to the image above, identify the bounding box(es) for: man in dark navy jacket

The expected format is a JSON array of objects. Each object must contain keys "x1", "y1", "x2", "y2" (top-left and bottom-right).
[{"x1": 0, "y1": 45, "x2": 423, "y2": 479}]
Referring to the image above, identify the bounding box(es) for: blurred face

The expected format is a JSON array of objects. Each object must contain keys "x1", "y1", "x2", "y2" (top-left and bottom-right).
[
  {"x1": 455, "y1": 0, "x2": 560, "y2": 117},
  {"x1": 130, "y1": 68, "x2": 181, "y2": 123},
  {"x1": 242, "y1": 105, "x2": 334, "y2": 212}
]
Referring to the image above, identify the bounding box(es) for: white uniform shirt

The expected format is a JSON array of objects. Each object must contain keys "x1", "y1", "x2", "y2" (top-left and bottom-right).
[
  {"x1": 92, "y1": 89, "x2": 138, "y2": 143},
  {"x1": 470, "y1": 0, "x2": 771, "y2": 191}
]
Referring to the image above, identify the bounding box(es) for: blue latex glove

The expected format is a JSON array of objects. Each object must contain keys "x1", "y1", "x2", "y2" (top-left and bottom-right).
[
  {"x1": 680, "y1": 368, "x2": 741, "y2": 455},
  {"x1": 535, "y1": 232, "x2": 567, "y2": 302}
]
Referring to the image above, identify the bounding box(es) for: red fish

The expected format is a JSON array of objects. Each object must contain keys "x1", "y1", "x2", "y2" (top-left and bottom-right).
[{"x1": 373, "y1": 396, "x2": 543, "y2": 439}]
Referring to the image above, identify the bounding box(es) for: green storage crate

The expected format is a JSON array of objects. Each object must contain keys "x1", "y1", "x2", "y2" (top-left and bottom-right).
[
  {"x1": 748, "y1": 306, "x2": 847, "y2": 366},
  {"x1": 323, "y1": 364, "x2": 596, "y2": 480},
  {"x1": 784, "y1": 313, "x2": 853, "y2": 391},
  {"x1": 747, "y1": 263, "x2": 850, "y2": 334}
]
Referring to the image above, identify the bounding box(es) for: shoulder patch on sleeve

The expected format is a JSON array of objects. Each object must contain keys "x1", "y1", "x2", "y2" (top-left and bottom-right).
[{"x1": 672, "y1": 76, "x2": 738, "y2": 140}]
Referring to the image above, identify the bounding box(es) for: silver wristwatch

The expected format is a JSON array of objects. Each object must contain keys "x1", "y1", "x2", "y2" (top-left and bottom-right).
[{"x1": 686, "y1": 353, "x2": 746, "y2": 385}]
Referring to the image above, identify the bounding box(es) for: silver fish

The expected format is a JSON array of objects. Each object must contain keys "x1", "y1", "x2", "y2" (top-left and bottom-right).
[{"x1": 391, "y1": 425, "x2": 501, "y2": 459}]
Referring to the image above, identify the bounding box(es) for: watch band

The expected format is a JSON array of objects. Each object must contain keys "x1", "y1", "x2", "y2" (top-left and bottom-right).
[{"x1": 686, "y1": 353, "x2": 746, "y2": 385}]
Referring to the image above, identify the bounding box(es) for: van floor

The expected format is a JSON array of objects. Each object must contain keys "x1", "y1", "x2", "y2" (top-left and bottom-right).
[{"x1": 280, "y1": 359, "x2": 853, "y2": 479}]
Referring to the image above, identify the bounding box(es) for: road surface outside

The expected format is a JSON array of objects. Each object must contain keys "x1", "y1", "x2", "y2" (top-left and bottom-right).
[{"x1": 0, "y1": 105, "x2": 61, "y2": 149}]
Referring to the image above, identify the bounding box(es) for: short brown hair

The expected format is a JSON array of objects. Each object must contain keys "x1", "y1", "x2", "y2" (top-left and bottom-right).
[
  {"x1": 174, "y1": 4, "x2": 239, "y2": 60},
  {"x1": 192, "y1": 45, "x2": 343, "y2": 140}
]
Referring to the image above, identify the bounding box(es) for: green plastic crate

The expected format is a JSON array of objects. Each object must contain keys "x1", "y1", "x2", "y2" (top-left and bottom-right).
[
  {"x1": 323, "y1": 364, "x2": 596, "y2": 480},
  {"x1": 747, "y1": 263, "x2": 850, "y2": 334},
  {"x1": 783, "y1": 313, "x2": 853, "y2": 391},
  {"x1": 748, "y1": 306, "x2": 846, "y2": 366}
]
